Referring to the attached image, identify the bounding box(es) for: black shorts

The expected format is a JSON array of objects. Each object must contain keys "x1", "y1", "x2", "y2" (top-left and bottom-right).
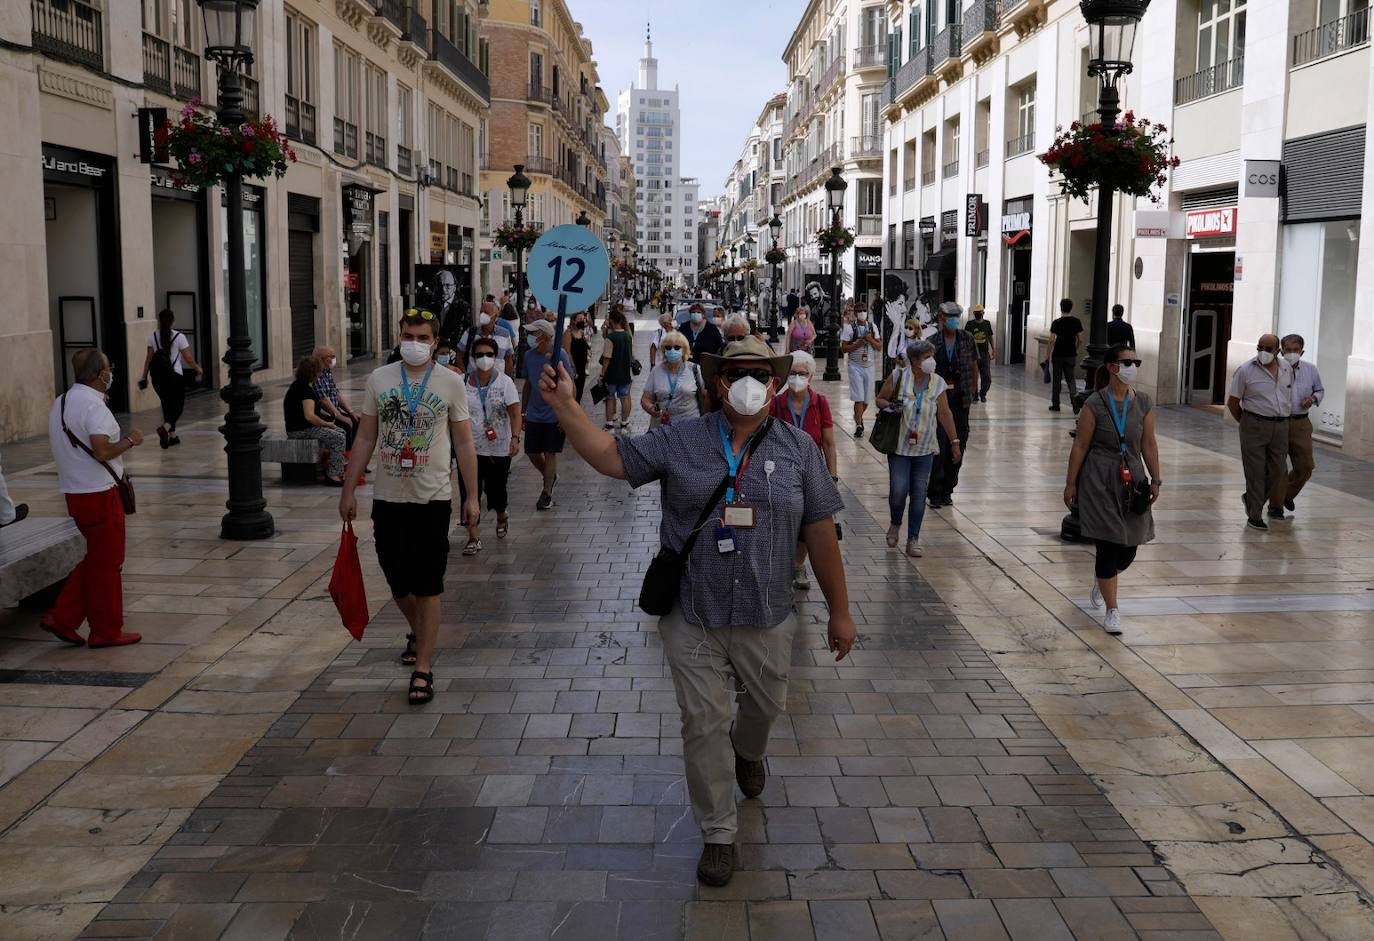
[
  {"x1": 371, "y1": 499, "x2": 451, "y2": 598},
  {"x1": 525, "y1": 420, "x2": 566, "y2": 455}
]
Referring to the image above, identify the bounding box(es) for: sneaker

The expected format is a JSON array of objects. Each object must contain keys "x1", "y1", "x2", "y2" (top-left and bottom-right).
[
  {"x1": 1267, "y1": 506, "x2": 1285, "y2": 520},
  {"x1": 793, "y1": 565, "x2": 811, "y2": 590},
  {"x1": 735, "y1": 753, "x2": 766, "y2": 798},
  {"x1": 536, "y1": 493, "x2": 553, "y2": 511},
  {"x1": 854, "y1": 424, "x2": 864, "y2": 439},
  {"x1": 697, "y1": 843, "x2": 737, "y2": 887},
  {"x1": 1048, "y1": 405, "x2": 1061, "y2": 412},
  {"x1": 905, "y1": 539, "x2": 922, "y2": 558},
  {"x1": 1089, "y1": 580, "x2": 1103, "y2": 609},
  {"x1": 1247, "y1": 517, "x2": 1269, "y2": 531},
  {"x1": 980, "y1": 394, "x2": 987, "y2": 403},
  {"x1": 886, "y1": 524, "x2": 900, "y2": 548},
  {"x1": 1103, "y1": 609, "x2": 1123, "y2": 635},
  {"x1": 1284, "y1": 498, "x2": 1296, "y2": 512}
]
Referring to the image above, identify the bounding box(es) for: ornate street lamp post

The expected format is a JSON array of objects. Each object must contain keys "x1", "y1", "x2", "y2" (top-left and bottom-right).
[
  {"x1": 767, "y1": 212, "x2": 783, "y2": 343},
  {"x1": 1077, "y1": 0, "x2": 1150, "y2": 404},
  {"x1": 506, "y1": 165, "x2": 531, "y2": 312},
  {"x1": 744, "y1": 233, "x2": 757, "y2": 321},
  {"x1": 728, "y1": 245, "x2": 738, "y2": 311},
  {"x1": 823, "y1": 167, "x2": 848, "y2": 382},
  {"x1": 200, "y1": 0, "x2": 272, "y2": 540}
]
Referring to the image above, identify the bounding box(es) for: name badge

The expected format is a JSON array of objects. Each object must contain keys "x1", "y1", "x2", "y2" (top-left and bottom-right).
[
  {"x1": 398, "y1": 446, "x2": 417, "y2": 471},
  {"x1": 485, "y1": 425, "x2": 498, "y2": 441},
  {"x1": 722, "y1": 503, "x2": 756, "y2": 529},
  {"x1": 715, "y1": 525, "x2": 736, "y2": 554}
]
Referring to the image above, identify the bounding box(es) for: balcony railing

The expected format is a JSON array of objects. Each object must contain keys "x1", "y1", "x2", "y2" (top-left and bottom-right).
[
  {"x1": 933, "y1": 25, "x2": 962, "y2": 65},
  {"x1": 143, "y1": 33, "x2": 172, "y2": 94},
  {"x1": 894, "y1": 48, "x2": 932, "y2": 98},
  {"x1": 1292, "y1": 10, "x2": 1370, "y2": 66},
  {"x1": 857, "y1": 214, "x2": 882, "y2": 236},
  {"x1": 334, "y1": 118, "x2": 359, "y2": 158},
  {"x1": 33, "y1": 0, "x2": 104, "y2": 70},
  {"x1": 523, "y1": 154, "x2": 553, "y2": 175},
  {"x1": 818, "y1": 53, "x2": 846, "y2": 95},
  {"x1": 962, "y1": 0, "x2": 1001, "y2": 38},
  {"x1": 1004, "y1": 0, "x2": 1028, "y2": 10},
  {"x1": 528, "y1": 82, "x2": 553, "y2": 105},
  {"x1": 903, "y1": 173, "x2": 916, "y2": 191},
  {"x1": 921, "y1": 168, "x2": 936, "y2": 185},
  {"x1": 374, "y1": 0, "x2": 405, "y2": 32},
  {"x1": 1006, "y1": 131, "x2": 1035, "y2": 157},
  {"x1": 398, "y1": 144, "x2": 413, "y2": 175},
  {"x1": 1080, "y1": 108, "x2": 1100, "y2": 127},
  {"x1": 976, "y1": 148, "x2": 989, "y2": 168},
  {"x1": 241, "y1": 75, "x2": 259, "y2": 118},
  {"x1": 365, "y1": 131, "x2": 387, "y2": 167},
  {"x1": 849, "y1": 135, "x2": 882, "y2": 158},
  {"x1": 942, "y1": 158, "x2": 960, "y2": 179},
  {"x1": 173, "y1": 47, "x2": 201, "y2": 99},
  {"x1": 853, "y1": 43, "x2": 887, "y2": 69},
  {"x1": 401, "y1": 1, "x2": 426, "y2": 45},
  {"x1": 285, "y1": 95, "x2": 317, "y2": 145},
  {"x1": 1174, "y1": 56, "x2": 1244, "y2": 104},
  {"x1": 430, "y1": 30, "x2": 490, "y2": 102}
]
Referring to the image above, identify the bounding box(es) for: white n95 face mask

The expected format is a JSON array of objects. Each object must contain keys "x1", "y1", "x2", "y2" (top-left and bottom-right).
[
  {"x1": 473, "y1": 355, "x2": 496, "y2": 371},
  {"x1": 1257, "y1": 350, "x2": 1276, "y2": 366},
  {"x1": 400, "y1": 340, "x2": 433, "y2": 366},
  {"x1": 727, "y1": 376, "x2": 770, "y2": 416},
  {"x1": 1283, "y1": 351, "x2": 1301, "y2": 365},
  {"x1": 1117, "y1": 363, "x2": 1138, "y2": 384},
  {"x1": 919, "y1": 358, "x2": 937, "y2": 375},
  {"x1": 787, "y1": 375, "x2": 809, "y2": 393}
]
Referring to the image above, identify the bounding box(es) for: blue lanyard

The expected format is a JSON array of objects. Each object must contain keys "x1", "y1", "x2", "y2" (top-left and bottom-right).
[
  {"x1": 475, "y1": 372, "x2": 495, "y2": 421},
  {"x1": 788, "y1": 393, "x2": 810, "y2": 430},
  {"x1": 907, "y1": 370, "x2": 927, "y2": 428},
  {"x1": 944, "y1": 336, "x2": 957, "y2": 362},
  {"x1": 1104, "y1": 391, "x2": 1130, "y2": 454},
  {"x1": 717, "y1": 419, "x2": 750, "y2": 503},
  {"x1": 399, "y1": 363, "x2": 435, "y2": 435},
  {"x1": 664, "y1": 364, "x2": 682, "y2": 401}
]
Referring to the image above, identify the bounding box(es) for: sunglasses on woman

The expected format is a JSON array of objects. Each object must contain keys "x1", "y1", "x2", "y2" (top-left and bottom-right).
[
  {"x1": 1112, "y1": 359, "x2": 1143, "y2": 368},
  {"x1": 721, "y1": 367, "x2": 774, "y2": 384}
]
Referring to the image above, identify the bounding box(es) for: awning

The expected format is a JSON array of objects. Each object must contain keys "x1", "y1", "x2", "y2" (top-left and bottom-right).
[{"x1": 922, "y1": 247, "x2": 957, "y2": 273}]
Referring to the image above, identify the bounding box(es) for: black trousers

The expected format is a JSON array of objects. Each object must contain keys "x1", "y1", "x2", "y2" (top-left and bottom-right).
[
  {"x1": 1094, "y1": 540, "x2": 1138, "y2": 579},
  {"x1": 929, "y1": 392, "x2": 970, "y2": 501},
  {"x1": 458, "y1": 455, "x2": 513, "y2": 516},
  {"x1": 1051, "y1": 356, "x2": 1079, "y2": 408},
  {"x1": 151, "y1": 371, "x2": 186, "y2": 429}
]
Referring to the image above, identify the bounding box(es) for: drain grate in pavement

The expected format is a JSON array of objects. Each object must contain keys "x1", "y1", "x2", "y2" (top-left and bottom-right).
[{"x1": 0, "y1": 669, "x2": 153, "y2": 687}]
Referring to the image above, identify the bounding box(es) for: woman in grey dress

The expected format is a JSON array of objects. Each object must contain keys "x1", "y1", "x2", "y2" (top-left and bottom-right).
[{"x1": 1063, "y1": 345, "x2": 1162, "y2": 635}]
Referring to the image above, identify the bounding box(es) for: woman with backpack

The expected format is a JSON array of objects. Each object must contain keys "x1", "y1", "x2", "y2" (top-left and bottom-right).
[{"x1": 138, "y1": 308, "x2": 203, "y2": 448}]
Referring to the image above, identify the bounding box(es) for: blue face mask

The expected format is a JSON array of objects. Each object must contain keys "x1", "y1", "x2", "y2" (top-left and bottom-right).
[
  {"x1": 663, "y1": 348, "x2": 683, "y2": 364},
  {"x1": 945, "y1": 317, "x2": 961, "y2": 331},
  {"x1": 526, "y1": 334, "x2": 539, "y2": 349},
  {"x1": 690, "y1": 311, "x2": 703, "y2": 324}
]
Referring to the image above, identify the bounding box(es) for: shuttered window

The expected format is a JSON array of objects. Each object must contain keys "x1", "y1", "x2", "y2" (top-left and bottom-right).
[{"x1": 1283, "y1": 125, "x2": 1364, "y2": 222}]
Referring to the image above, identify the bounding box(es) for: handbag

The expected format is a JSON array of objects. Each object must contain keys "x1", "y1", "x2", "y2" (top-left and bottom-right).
[
  {"x1": 60, "y1": 393, "x2": 136, "y2": 515},
  {"x1": 329, "y1": 522, "x2": 370, "y2": 641},
  {"x1": 1040, "y1": 359, "x2": 1052, "y2": 383},
  {"x1": 638, "y1": 419, "x2": 774, "y2": 616},
  {"x1": 631, "y1": 358, "x2": 643, "y2": 377},
  {"x1": 590, "y1": 380, "x2": 609, "y2": 405},
  {"x1": 868, "y1": 368, "x2": 907, "y2": 455}
]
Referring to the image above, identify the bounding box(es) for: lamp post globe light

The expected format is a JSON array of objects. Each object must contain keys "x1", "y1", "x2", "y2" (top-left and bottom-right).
[
  {"x1": 822, "y1": 166, "x2": 848, "y2": 382},
  {"x1": 200, "y1": 0, "x2": 273, "y2": 540},
  {"x1": 768, "y1": 212, "x2": 783, "y2": 343},
  {"x1": 1077, "y1": 0, "x2": 1150, "y2": 404}
]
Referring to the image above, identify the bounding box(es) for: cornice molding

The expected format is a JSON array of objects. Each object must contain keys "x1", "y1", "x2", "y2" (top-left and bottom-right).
[{"x1": 37, "y1": 65, "x2": 112, "y2": 110}]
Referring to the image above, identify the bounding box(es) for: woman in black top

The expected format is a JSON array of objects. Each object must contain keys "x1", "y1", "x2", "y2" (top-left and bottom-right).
[
  {"x1": 284, "y1": 356, "x2": 347, "y2": 485},
  {"x1": 566, "y1": 311, "x2": 592, "y2": 401}
]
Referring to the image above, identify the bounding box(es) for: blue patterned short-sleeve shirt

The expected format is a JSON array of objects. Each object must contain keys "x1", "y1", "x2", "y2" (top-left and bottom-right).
[{"x1": 618, "y1": 412, "x2": 844, "y2": 629}]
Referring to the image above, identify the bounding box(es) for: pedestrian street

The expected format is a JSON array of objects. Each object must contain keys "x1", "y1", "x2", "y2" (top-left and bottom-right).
[{"x1": 1, "y1": 325, "x2": 1374, "y2": 940}]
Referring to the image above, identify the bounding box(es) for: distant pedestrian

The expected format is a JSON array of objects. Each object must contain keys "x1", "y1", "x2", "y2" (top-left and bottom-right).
[
  {"x1": 683, "y1": 303, "x2": 725, "y2": 358},
  {"x1": 649, "y1": 311, "x2": 674, "y2": 368},
  {"x1": 722, "y1": 313, "x2": 751, "y2": 344},
  {"x1": 768, "y1": 350, "x2": 838, "y2": 587},
  {"x1": 784, "y1": 288, "x2": 799, "y2": 321},
  {"x1": 1107, "y1": 304, "x2": 1135, "y2": 348},
  {"x1": 785, "y1": 307, "x2": 815, "y2": 353},
  {"x1": 598, "y1": 309, "x2": 636, "y2": 431},
  {"x1": 138, "y1": 308, "x2": 203, "y2": 448},
  {"x1": 965, "y1": 304, "x2": 994, "y2": 403},
  {"x1": 567, "y1": 312, "x2": 593, "y2": 401},
  {"x1": 1281, "y1": 334, "x2": 1324, "y2": 513},
  {"x1": 460, "y1": 335, "x2": 522, "y2": 554},
  {"x1": 927, "y1": 303, "x2": 978, "y2": 508},
  {"x1": 1227, "y1": 333, "x2": 1293, "y2": 530},
  {"x1": 43, "y1": 349, "x2": 145, "y2": 648},
  {"x1": 339, "y1": 309, "x2": 480, "y2": 705},
  {"x1": 1049, "y1": 298, "x2": 1084, "y2": 413},
  {"x1": 284, "y1": 356, "x2": 346, "y2": 486},
  {"x1": 839, "y1": 305, "x2": 881, "y2": 437},
  {"x1": 522, "y1": 319, "x2": 574, "y2": 510},
  {"x1": 641, "y1": 330, "x2": 703, "y2": 423},
  {"x1": 456, "y1": 311, "x2": 515, "y2": 375},
  {"x1": 0, "y1": 450, "x2": 26, "y2": 528},
  {"x1": 1064, "y1": 344, "x2": 1159, "y2": 635}
]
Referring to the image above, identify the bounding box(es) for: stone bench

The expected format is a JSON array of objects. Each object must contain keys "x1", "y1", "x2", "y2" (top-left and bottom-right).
[
  {"x1": 261, "y1": 435, "x2": 323, "y2": 484},
  {"x1": 0, "y1": 516, "x2": 86, "y2": 608}
]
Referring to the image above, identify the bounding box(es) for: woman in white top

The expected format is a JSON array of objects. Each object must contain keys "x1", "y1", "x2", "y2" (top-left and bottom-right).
[
  {"x1": 459, "y1": 334, "x2": 522, "y2": 554},
  {"x1": 640, "y1": 330, "x2": 703, "y2": 424},
  {"x1": 138, "y1": 309, "x2": 203, "y2": 448},
  {"x1": 874, "y1": 339, "x2": 962, "y2": 558}
]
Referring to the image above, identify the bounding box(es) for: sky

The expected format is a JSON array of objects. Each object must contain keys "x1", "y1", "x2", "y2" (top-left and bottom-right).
[{"x1": 567, "y1": 0, "x2": 794, "y2": 199}]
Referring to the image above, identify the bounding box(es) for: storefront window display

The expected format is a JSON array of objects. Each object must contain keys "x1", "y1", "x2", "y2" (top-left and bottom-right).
[{"x1": 220, "y1": 185, "x2": 268, "y2": 371}]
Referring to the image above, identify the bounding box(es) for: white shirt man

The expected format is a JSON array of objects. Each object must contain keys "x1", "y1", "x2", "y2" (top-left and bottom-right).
[{"x1": 1226, "y1": 334, "x2": 1293, "y2": 529}]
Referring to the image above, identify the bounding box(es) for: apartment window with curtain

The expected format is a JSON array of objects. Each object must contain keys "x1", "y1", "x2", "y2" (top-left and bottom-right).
[
  {"x1": 1197, "y1": 0, "x2": 1249, "y2": 77},
  {"x1": 1018, "y1": 85, "x2": 1035, "y2": 141},
  {"x1": 284, "y1": 10, "x2": 315, "y2": 144},
  {"x1": 333, "y1": 43, "x2": 360, "y2": 158},
  {"x1": 445, "y1": 113, "x2": 460, "y2": 191},
  {"x1": 531, "y1": 0, "x2": 542, "y2": 27},
  {"x1": 426, "y1": 104, "x2": 443, "y2": 182},
  {"x1": 460, "y1": 121, "x2": 476, "y2": 195},
  {"x1": 364, "y1": 63, "x2": 386, "y2": 167},
  {"x1": 397, "y1": 84, "x2": 413, "y2": 174},
  {"x1": 529, "y1": 122, "x2": 544, "y2": 159}
]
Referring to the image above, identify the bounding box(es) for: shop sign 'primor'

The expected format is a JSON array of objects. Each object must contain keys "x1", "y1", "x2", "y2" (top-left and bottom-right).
[{"x1": 1039, "y1": 111, "x2": 1179, "y2": 204}]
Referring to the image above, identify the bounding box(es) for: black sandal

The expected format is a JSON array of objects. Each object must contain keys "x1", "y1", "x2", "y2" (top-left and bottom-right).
[
  {"x1": 408, "y1": 670, "x2": 434, "y2": 705},
  {"x1": 400, "y1": 633, "x2": 417, "y2": 665}
]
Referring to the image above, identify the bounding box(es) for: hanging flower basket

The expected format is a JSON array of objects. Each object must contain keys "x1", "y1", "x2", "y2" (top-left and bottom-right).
[
  {"x1": 1039, "y1": 111, "x2": 1181, "y2": 204},
  {"x1": 815, "y1": 221, "x2": 855, "y2": 255},
  {"x1": 160, "y1": 98, "x2": 295, "y2": 190},
  {"x1": 494, "y1": 222, "x2": 542, "y2": 253},
  {"x1": 764, "y1": 247, "x2": 788, "y2": 265},
  {"x1": 740, "y1": 259, "x2": 758, "y2": 273}
]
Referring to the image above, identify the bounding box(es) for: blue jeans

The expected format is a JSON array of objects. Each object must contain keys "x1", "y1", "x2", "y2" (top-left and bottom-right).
[{"x1": 887, "y1": 453, "x2": 935, "y2": 540}]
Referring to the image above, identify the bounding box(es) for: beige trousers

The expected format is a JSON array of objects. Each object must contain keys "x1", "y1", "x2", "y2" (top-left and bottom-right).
[
  {"x1": 1239, "y1": 413, "x2": 1289, "y2": 519},
  {"x1": 1286, "y1": 414, "x2": 1316, "y2": 502},
  {"x1": 658, "y1": 606, "x2": 798, "y2": 845}
]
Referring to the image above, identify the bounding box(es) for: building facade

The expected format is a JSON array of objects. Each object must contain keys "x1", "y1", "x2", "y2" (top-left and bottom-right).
[
  {"x1": 3, "y1": 0, "x2": 490, "y2": 443},
  {"x1": 615, "y1": 29, "x2": 699, "y2": 287}
]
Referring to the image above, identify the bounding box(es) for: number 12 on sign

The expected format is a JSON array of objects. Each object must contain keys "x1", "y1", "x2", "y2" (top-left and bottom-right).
[{"x1": 546, "y1": 256, "x2": 586, "y2": 294}]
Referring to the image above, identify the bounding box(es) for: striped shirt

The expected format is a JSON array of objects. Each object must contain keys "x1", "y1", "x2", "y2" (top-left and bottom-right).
[
  {"x1": 1289, "y1": 360, "x2": 1325, "y2": 416},
  {"x1": 891, "y1": 368, "x2": 947, "y2": 457}
]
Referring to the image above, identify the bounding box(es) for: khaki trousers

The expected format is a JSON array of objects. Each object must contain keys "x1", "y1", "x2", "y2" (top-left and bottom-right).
[
  {"x1": 1286, "y1": 414, "x2": 1316, "y2": 503},
  {"x1": 1239, "y1": 413, "x2": 1290, "y2": 519},
  {"x1": 658, "y1": 606, "x2": 798, "y2": 845}
]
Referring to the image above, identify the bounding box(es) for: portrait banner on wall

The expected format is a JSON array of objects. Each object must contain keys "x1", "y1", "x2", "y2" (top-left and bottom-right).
[
  {"x1": 882, "y1": 269, "x2": 939, "y2": 366},
  {"x1": 801, "y1": 269, "x2": 830, "y2": 327},
  {"x1": 414, "y1": 264, "x2": 469, "y2": 341}
]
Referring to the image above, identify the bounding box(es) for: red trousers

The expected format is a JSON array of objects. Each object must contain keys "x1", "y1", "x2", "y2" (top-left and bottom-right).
[{"x1": 47, "y1": 487, "x2": 126, "y2": 641}]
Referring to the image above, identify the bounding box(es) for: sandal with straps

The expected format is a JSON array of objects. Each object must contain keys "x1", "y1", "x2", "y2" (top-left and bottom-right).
[
  {"x1": 408, "y1": 670, "x2": 435, "y2": 705},
  {"x1": 495, "y1": 517, "x2": 509, "y2": 538},
  {"x1": 463, "y1": 538, "x2": 482, "y2": 556},
  {"x1": 400, "y1": 633, "x2": 418, "y2": 666}
]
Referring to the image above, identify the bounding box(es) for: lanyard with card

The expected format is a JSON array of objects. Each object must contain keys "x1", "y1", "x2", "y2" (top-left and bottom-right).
[
  {"x1": 397, "y1": 363, "x2": 435, "y2": 471},
  {"x1": 476, "y1": 373, "x2": 498, "y2": 440},
  {"x1": 905, "y1": 369, "x2": 928, "y2": 446},
  {"x1": 714, "y1": 417, "x2": 774, "y2": 551}
]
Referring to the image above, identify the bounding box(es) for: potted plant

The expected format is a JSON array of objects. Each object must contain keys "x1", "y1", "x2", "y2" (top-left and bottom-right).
[
  {"x1": 764, "y1": 246, "x2": 788, "y2": 265},
  {"x1": 814, "y1": 221, "x2": 855, "y2": 255},
  {"x1": 1039, "y1": 111, "x2": 1180, "y2": 203},
  {"x1": 493, "y1": 222, "x2": 542, "y2": 253},
  {"x1": 160, "y1": 98, "x2": 295, "y2": 189}
]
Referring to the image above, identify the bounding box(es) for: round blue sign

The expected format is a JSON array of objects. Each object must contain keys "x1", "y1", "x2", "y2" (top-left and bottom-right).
[{"x1": 526, "y1": 224, "x2": 611, "y2": 313}]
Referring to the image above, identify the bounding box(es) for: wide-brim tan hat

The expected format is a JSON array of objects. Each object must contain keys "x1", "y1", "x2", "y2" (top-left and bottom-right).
[{"x1": 698, "y1": 335, "x2": 793, "y2": 386}]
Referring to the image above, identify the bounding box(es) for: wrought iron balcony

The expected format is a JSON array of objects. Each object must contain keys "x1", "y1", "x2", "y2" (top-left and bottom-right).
[
  {"x1": 143, "y1": 33, "x2": 172, "y2": 95},
  {"x1": 893, "y1": 48, "x2": 931, "y2": 98},
  {"x1": 933, "y1": 25, "x2": 963, "y2": 66},
  {"x1": 1006, "y1": 131, "x2": 1035, "y2": 157},
  {"x1": 921, "y1": 168, "x2": 936, "y2": 185},
  {"x1": 1292, "y1": 10, "x2": 1369, "y2": 66},
  {"x1": 850, "y1": 135, "x2": 882, "y2": 158},
  {"x1": 903, "y1": 173, "x2": 916, "y2": 191},
  {"x1": 398, "y1": 144, "x2": 413, "y2": 175},
  {"x1": 853, "y1": 44, "x2": 887, "y2": 70},
  {"x1": 401, "y1": 1, "x2": 426, "y2": 46},
  {"x1": 962, "y1": 0, "x2": 1000, "y2": 39},
  {"x1": 528, "y1": 82, "x2": 553, "y2": 105},
  {"x1": 374, "y1": 0, "x2": 404, "y2": 31},
  {"x1": 942, "y1": 158, "x2": 960, "y2": 179},
  {"x1": 365, "y1": 132, "x2": 387, "y2": 168},
  {"x1": 173, "y1": 47, "x2": 201, "y2": 99},
  {"x1": 285, "y1": 95, "x2": 316, "y2": 145},
  {"x1": 430, "y1": 30, "x2": 490, "y2": 103},
  {"x1": 523, "y1": 154, "x2": 553, "y2": 175},
  {"x1": 976, "y1": 148, "x2": 989, "y2": 168},
  {"x1": 33, "y1": 0, "x2": 104, "y2": 70},
  {"x1": 241, "y1": 75, "x2": 260, "y2": 119},
  {"x1": 1175, "y1": 56, "x2": 1244, "y2": 104},
  {"x1": 334, "y1": 118, "x2": 359, "y2": 158}
]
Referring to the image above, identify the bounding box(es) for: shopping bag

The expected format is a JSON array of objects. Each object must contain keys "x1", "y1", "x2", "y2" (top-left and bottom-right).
[
  {"x1": 329, "y1": 522, "x2": 370, "y2": 641},
  {"x1": 590, "y1": 380, "x2": 609, "y2": 405},
  {"x1": 1040, "y1": 359, "x2": 1052, "y2": 384}
]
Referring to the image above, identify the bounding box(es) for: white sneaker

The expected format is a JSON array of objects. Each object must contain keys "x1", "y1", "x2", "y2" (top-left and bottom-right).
[
  {"x1": 906, "y1": 539, "x2": 922, "y2": 558},
  {"x1": 793, "y1": 565, "x2": 811, "y2": 590},
  {"x1": 1103, "y1": 608, "x2": 1123, "y2": 635},
  {"x1": 886, "y1": 525, "x2": 900, "y2": 548},
  {"x1": 1089, "y1": 580, "x2": 1103, "y2": 609}
]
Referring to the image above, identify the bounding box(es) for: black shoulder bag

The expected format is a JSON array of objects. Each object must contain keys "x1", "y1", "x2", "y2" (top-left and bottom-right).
[
  {"x1": 638, "y1": 418, "x2": 774, "y2": 616},
  {"x1": 61, "y1": 393, "x2": 137, "y2": 515}
]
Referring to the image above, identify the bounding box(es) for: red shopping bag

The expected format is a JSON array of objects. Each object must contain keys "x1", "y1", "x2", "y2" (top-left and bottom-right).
[{"x1": 329, "y1": 522, "x2": 370, "y2": 641}]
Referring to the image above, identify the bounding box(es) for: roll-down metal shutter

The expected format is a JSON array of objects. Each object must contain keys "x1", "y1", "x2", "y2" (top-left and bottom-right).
[
  {"x1": 1182, "y1": 187, "x2": 1239, "y2": 212},
  {"x1": 1283, "y1": 125, "x2": 1365, "y2": 222}
]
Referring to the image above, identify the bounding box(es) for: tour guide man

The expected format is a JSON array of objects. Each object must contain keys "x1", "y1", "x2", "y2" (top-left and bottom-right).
[{"x1": 540, "y1": 335, "x2": 856, "y2": 888}]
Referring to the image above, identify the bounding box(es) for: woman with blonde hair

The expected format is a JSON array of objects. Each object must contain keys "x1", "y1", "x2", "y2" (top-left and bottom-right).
[{"x1": 641, "y1": 330, "x2": 704, "y2": 423}]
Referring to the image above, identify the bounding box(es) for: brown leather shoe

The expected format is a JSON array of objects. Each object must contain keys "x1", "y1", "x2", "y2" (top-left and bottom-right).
[
  {"x1": 735, "y1": 753, "x2": 766, "y2": 799},
  {"x1": 697, "y1": 843, "x2": 736, "y2": 887}
]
